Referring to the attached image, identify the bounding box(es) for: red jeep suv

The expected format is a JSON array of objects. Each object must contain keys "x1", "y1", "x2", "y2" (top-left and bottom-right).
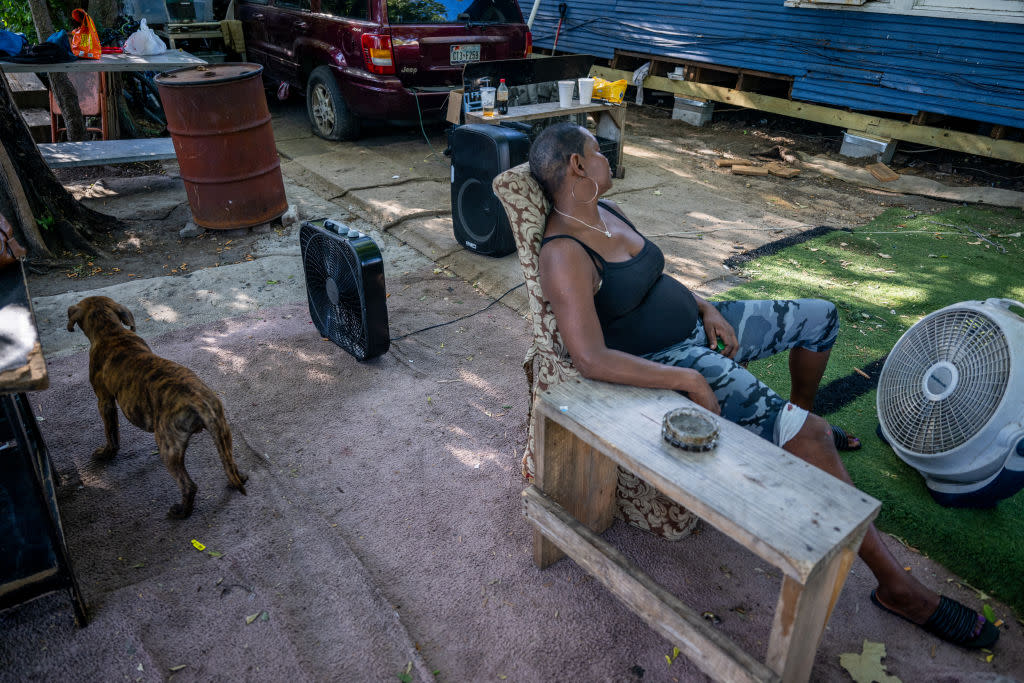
[{"x1": 237, "y1": 0, "x2": 531, "y2": 140}]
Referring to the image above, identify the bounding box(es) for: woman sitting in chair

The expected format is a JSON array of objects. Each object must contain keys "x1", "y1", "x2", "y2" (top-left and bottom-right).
[{"x1": 528, "y1": 121, "x2": 998, "y2": 650}]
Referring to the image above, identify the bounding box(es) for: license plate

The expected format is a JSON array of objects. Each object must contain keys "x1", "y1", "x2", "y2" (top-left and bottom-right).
[{"x1": 450, "y1": 44, "x2": 480, "y2": 64}]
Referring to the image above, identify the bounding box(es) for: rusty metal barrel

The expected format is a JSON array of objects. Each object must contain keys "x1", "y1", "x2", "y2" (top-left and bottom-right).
[{"x1": 155, "y1": 63, "x2": 287, "y2": 230}]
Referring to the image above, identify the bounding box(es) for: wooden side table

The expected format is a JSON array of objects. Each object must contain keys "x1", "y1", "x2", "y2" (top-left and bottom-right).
[
  {"x1": 0, "y1": 261, "x2": 87, "y2": 625},
  {"x1": 523, "y1": 378, "x2": 880, "y2": 682},
  {"x1": 465, "y1": 100, "x2": 627, "y2": 178}
]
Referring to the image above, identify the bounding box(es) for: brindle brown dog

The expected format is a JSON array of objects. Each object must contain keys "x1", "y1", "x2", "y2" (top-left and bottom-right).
[{"x1": 67, "y1": 295, "x2": 248, "y2": 518}]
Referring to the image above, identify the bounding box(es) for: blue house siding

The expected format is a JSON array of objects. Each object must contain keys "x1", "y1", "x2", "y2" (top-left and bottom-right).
[{"x1": 530, "y1": 0, "x2": 1024, "y2": 128}]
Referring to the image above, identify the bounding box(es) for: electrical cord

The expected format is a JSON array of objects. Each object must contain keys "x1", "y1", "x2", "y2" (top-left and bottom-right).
[
  {"x1": 390, "y1": 281, "x2": 526, "y2": 342},
  {"x1": 411, "y1": 87, "x2": 448, "y2": 165}
]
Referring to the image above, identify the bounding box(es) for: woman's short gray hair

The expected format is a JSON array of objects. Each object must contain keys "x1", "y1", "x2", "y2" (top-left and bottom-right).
[{"x1": 529, "y1": 122, "x2": 589, "y2": 199}]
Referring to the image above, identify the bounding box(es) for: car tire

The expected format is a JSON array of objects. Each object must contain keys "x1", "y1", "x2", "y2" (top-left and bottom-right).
[{"x1": 306, "y1": 66, "x2": 360, "y2": 141}]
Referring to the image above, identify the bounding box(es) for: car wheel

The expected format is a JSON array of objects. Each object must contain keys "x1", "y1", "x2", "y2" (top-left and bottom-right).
[{"x1": 306, "y1": 66, "x2": 359, "y2": 141}]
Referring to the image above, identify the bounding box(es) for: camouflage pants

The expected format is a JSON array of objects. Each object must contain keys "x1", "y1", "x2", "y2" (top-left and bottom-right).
[{"x1": 643, "y1": 299, "x2": 839, "y2": 444}]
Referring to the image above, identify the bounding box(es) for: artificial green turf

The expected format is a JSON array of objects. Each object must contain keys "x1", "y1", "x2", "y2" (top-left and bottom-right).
[{"x1": 712, "y1": 204, "x2": 1024, "y2": 617}]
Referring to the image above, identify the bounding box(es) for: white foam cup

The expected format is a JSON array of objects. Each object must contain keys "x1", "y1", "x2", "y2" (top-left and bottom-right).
[
  {"x1": 557, "y1": 79, "x2": 575, "y2": 108},
  {"x1": 577, "y1": 77, "x2": 594, "y2": 105}
]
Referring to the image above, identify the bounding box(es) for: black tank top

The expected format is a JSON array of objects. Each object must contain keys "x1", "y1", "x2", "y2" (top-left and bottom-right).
[{"x1": 541, "y1": 201, "x2": 699, "y2": 356}]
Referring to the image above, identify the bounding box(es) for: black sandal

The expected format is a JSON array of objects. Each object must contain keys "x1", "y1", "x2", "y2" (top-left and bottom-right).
[
  {"x1": 831, "y1": 424, "x2": 861, "y2": 451},
  {"x1": 871, "y1": 591, "x2": 1000, "y2": 649}
]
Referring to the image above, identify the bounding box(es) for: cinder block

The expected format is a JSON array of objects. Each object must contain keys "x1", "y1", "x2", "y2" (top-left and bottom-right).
[
  {"x1": 840, "y1": 130, "x2": 896, "y2": 164},
  {"x1": 672, "y1": 97, "x2": 714, "y2": 127}
]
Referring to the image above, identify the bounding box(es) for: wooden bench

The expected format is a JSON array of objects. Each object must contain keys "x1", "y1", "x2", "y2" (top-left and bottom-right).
[
  {"x1": 522, "y1": 378, "x2": 880, "y2": 682},
  {"x1": 38, "y1": 138, "x2": 177, "y2": 168}
]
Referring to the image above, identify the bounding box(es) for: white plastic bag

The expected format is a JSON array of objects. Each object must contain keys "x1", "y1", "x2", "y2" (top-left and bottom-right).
[{"x1": 123, "y1": 19, "x2": 167, "y2": 56}]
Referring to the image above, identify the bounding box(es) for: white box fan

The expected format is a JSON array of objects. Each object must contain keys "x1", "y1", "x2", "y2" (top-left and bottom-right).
[{"x1": 877, "y1": 298, "x2": 1024, "y2": 508}]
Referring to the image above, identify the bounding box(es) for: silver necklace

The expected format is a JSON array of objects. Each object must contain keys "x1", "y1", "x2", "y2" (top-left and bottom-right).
[{"x1": 553, "y1": 207, "x2": 612, "y2": 238}]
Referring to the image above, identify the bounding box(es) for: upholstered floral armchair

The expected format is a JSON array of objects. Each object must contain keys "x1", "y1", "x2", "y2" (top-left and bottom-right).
[{"x1": 493, "y1": 163, "x2": 698, "y2": 540}]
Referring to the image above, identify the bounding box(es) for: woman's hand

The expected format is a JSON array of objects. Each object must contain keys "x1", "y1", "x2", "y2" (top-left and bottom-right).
[
  {"x1": 700, "y1": 303, "x2": 738, "y2": 359},
  {"x1": 679, "y1": 369, "x2": 721, "y2": 415}
]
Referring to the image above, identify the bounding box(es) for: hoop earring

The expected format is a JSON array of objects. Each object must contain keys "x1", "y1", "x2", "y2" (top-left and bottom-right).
[{"x1": 571, "y1": 176, "x2": 599, "y2": 204}]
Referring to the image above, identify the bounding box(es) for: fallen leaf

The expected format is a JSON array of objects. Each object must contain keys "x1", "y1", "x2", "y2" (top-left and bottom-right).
[
  {"x1": 169, "y1": 665, "x2": 186, "y2": 672},
  {"x1": 206, "y1": 550, "x2": 223, "y2": 558},
  {"x1": 983, "y1": 604, "x2": 996, "y2": 623},
  {"x1": 245, "y1": 612, "x2": 261, "y2": 625},
  {"x1": 653, "y1": 190, "x2": 663, "y2": 196},
  {"x1": 839, "y1": 640, "x2": 901, "y2": 683},
  {"x1": 878, "y1": 253, "x2": 892, "y2": 259}
]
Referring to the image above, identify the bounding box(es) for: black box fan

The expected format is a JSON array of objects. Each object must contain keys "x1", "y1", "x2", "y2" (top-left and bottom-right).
[{"x1": 300, "y1": 219, "x2": 390, "y2": 361}]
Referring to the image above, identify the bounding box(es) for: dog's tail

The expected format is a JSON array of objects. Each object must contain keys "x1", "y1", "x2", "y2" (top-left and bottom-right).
[{"x1": 201, "y1": 399, "x2": 248, "y2": 496}]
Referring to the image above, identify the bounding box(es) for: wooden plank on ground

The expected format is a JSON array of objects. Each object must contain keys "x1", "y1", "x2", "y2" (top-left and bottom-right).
[
  {"x1": 38, "y1": 138, "x2": 177, "y2": 168},
  {"x1": 523, "y1": 486, "x2": 779, "y2": 683},
  {"x1": 731, "y1": 165, "x2": 770, "y2": 176},
  {"x1": 767, "y1": 162, "x2": 801, "y2": 178},
  {"x1": 866, "y1": 162, "x2": 900, "y2": 182},
  {"x1": 589, "y1": 65, "x2": 1024, "y2": 164},
  {"x1": 715, "y1": 158, "x2": 742, "y2": 167}
]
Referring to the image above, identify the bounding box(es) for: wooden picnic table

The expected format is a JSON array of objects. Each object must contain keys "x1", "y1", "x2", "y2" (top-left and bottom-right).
[{"x1": 0, "y1": 50, "x2": 206, "y2": 167}]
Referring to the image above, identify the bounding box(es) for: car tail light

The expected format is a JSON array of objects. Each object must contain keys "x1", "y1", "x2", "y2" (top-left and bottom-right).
[
  {"x1": 361, "y1": 33, "x2": 395, "y2": 75},
  {"x1": 524, "y1": 31, "x2": 532, "y2": 56}
]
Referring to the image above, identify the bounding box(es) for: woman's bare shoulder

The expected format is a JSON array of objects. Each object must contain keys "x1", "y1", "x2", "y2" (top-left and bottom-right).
[{"x1": 600, "y1": 198, "x2": 626, "y2": 213}]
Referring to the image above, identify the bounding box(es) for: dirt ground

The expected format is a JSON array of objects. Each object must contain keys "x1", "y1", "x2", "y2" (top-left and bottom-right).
[
  {"x1": 30, "y1": 99, "x2": 1005, "y2": 299},
  {"x1": 11, "y1": 99, "x2": 1024, "y2": 682}
]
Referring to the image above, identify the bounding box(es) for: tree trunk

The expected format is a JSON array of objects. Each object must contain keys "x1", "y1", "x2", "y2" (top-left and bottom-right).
[
  {"x1": 88, "y1": 0, "x2": 120, "y2": 32},
  {"x1": 0, "y1": 74, "x2": 116, "y2": 258},
  {"x1": 28, "y1": 0, "x2": 86, "y2": 141}
]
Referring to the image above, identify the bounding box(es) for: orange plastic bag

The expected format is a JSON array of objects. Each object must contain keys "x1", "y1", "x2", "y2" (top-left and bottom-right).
[{"x1": 70, "y1": 8, "x2": 101, "y2": 59}]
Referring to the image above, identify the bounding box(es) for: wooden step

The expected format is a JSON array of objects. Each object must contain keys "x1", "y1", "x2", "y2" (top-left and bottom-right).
[
  {"x1": 5, "y1": 72, "x2": 49, "y2": 110},
  {"x1": 21, "y1": 108, "x2": 53, "y2": 144}
]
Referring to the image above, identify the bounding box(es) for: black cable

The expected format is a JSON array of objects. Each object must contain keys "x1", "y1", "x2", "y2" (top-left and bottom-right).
[
  {"x1": 411, "y1": 87, "x2": 446, "y2": 163},
  {"x1": 390, "y1": 281, "x2": 525, "y2": 342}
]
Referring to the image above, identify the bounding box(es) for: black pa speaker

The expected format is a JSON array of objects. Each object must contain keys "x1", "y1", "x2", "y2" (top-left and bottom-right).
[{"x1": 450, "y1": 124, "x2": 530, "y2": 257}]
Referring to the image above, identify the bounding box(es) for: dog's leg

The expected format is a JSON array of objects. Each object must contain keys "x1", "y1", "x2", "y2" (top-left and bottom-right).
[
  {"x1": 93, "y1": 392, "x2": 120, "y2": 460},
  {"x1": 155, "y1": 425, "x2": 197, "y2": 519}
]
